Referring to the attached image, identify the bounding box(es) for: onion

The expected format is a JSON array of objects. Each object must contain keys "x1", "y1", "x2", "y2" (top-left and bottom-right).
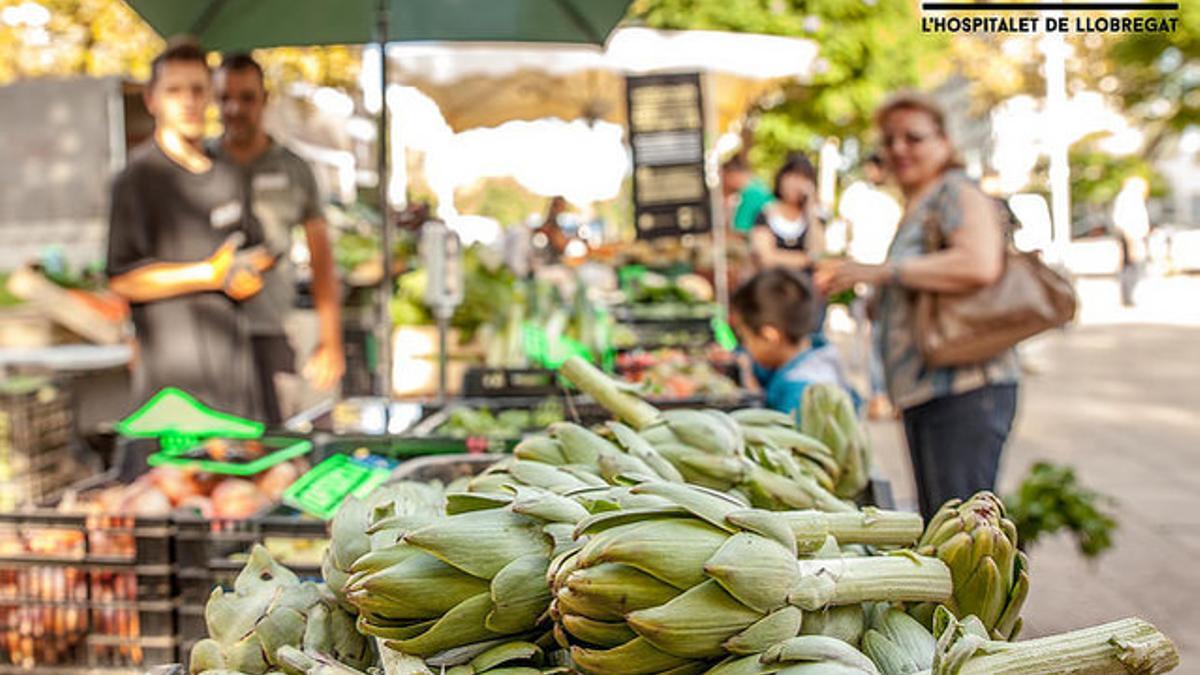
[
  {"x1": 255, "y1": 461, "x2": 301, "y2": 501},
  {"x1": 120, "y1": 487, "x2": 172, "y2": 517},
  {"x1": 147, "y1": 466, "x2": 202, "y2": 505},
  {"x1": 211, "y1": 478, "x2": 271, "y2": 519}
]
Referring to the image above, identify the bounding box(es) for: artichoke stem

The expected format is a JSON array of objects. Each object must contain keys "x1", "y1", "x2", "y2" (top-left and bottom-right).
[
  {"x1": 561, "y1": 356, "x2": 661, "y2": 430},
  {"x1": 791, "y1": 556, "x2": 953, "y2": 610},
  {"x1": 954, "y1": 618, "x2": 1179, "y2": 675},
  {"x1": 786, "y1": 510, "x2": 925, "y2": 548}
]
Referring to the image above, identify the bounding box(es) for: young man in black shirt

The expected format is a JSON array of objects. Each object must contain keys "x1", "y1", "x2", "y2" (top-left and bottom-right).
[{"x1": 106, "y1": 40, "x2": 271, "y2": 418}]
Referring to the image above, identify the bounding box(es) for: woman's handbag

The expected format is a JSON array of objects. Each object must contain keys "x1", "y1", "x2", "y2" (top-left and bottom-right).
[{"x1": 914, "y1": 197, "x2": 1077, "y2": 368}]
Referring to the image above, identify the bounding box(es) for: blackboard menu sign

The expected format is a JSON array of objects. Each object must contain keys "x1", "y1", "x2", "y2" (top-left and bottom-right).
[{"x1": 626, "y1": 73, "x2": 711, "y2": 240}]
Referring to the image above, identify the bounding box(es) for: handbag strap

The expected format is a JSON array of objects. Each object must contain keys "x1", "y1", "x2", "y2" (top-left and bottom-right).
[
  {"x1": 920, "y1": 184, "x2": 947, "y2": 253},
  {"x1": 919, "y1": 178, "x2": 1016, "y2": 255}
]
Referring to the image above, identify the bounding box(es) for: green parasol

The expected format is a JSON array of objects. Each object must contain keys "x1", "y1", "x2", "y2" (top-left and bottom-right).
[{"x1": 123, "y1": 0, "x2": 632, "y2": 394}]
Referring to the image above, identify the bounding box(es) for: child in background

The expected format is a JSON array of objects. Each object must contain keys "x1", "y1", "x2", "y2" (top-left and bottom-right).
[{"x1": 730, "y1": 268, "x2": 858, "y2": 422}]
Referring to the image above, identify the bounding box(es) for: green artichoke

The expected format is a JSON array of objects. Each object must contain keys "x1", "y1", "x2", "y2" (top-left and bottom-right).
[
  {"x1": 442, "y1": 640, "x2": 568, "y2": 675},
  {"x1": 799, "y1": 384, "x2": 872, "y2": 500},
  {"x1": 345, "y1": 488, "x2": 586, "y2": 659},
  {"x1": 704, "y1": 636, "x2": 881, "y2": 674},
  {"x1": 734, "y1": 408, "x2": 841, "y2": 496},
  {"x1": 555, "y1": 356, "x2": 855, "y2": 513},
  {"x1": 467, "y1": 421, "x2": 679, "y2": 496},
  {"x1": 929, "y1": 606, "x2": 1178, "y2": 675},
  {"x1": 189, "y1": 546, "x2": 374, "y2": 675},
  {"x1": 274, "y1": 646, "x2": 371, "y2": 675},
  {"x1": 799, "y1": 605, "x2": 866, "y2": 649},
  {"x1": 640, "y1": 409, "x2": 852, "y2": 513},
  {"x1": 861, "y1": 606, "x2": 935, "y2": 675},
  {"x1": 322, "y1": 481, "x2": 445, "y2": 611},
  {"x1": 549, "y1": 482, "x2": 948, "y2": 674},
  {"x1": 911, "y1": 493, "x2": 1029, "y2": 640}
]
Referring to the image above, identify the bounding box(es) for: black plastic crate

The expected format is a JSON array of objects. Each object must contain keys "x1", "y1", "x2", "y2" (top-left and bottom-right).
[
  {"x1": 0, "y1": 561, "x2": 172, "y2": 606},
  {"x1": 85, "y1": 635, "x2": 178, "y2": 672},
  {"x1": 0, "y1": 378, "x2": 73, "y2": 456},
  {"x1": 389, "y1": 453, "x2": 504, "y2": 484},
  {"x1": 1, "y1": 444, "x2": 74, "y2": 477},
  {"x1": 0, "y1": 594, "x2": 176, "y2": 671},
  {"x1": 0, "y1": 462, "x2": 83, "y2": 512},
  {"x1": 0, "y1": 468, "x2": 178, "y2": 671},
  {"x1": 462, "y1": 368, "x2": 559, "y2": 398},
  {"x1": 611, "y1": 305, "x2": 716, "y2": 324},
  {"x1": 311, "y1": 433, "x2": 489, "y2": 460},
  {"x1": 176, "y1": 637, "x2": 200, "y2": 669},
  {"x1": 0, "y1": 508, "x2": 173, "y2": 575},
  {"x1": 0, "y1": 504, "x2": 177, "y2": 672},
  {"x1": 409, "y1": 396, "x2": 568, "y2": 447},
  {"x1": 175, "y1": 604, "x2": 205, "y2": 645},
  {"x1": 173, "y1": 512, "x2": 325, "y2": 666},
  {"x1": 561, "y1": 391, "x2": 765, "y2": 427},
  {"x1": 172, "y1": 510, "x2": 326, "y2": 570},
  {"x1": 0, "y1": 378, "x2": 79, "y2": 512},
  {"x1": 860, "y1": 473, "x2": 896, "y2": 510},
  {"x1": 341, "y1": 323, "x2": 377, "y2": 397},
  {"x1": 172, "y1": 507, "x2": 326, "y2": 612}
]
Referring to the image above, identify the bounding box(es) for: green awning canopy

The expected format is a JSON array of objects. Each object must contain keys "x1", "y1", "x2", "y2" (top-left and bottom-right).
[{"x1": 123, "y1": 0, "x2": 631, "y2": 50}]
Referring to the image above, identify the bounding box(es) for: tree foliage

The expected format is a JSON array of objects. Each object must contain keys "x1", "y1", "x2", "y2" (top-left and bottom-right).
[
  {"x1": 629, "y1": 0, "x2": 946, "y2": 172},
  {"x1": 1070, "y1": 146, "x2": 1165, "y2": 209},
  {"x1": 0, "y1": 0, "x2": 162, "y2": 83},
  {"x1": 1106, "y1": 4, "x2": 1200, "y2": 156},
  {"x1": 0, "y1": 0, "x2": 361, "y2": 92}
]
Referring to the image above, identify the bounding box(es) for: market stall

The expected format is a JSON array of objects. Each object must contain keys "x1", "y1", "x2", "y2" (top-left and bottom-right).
[
  {"x1": 0, "y1": 356, "x2": 1179, "y2": 674},
  {"x1": 0, "y1": 0, "x2": 1185, "y2": 672}
]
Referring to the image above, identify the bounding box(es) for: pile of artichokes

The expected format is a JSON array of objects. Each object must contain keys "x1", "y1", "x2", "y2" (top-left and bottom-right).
[
  {"x1": 189, "y1": 545, "x2": 374, "y2": 675},
  {"x1": 185, "y1": 357, "x2": 1178, "y2": 675}
]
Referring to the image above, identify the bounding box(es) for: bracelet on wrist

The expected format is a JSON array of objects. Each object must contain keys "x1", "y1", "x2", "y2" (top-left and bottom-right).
[{"x1": 888, "y1": 262, "x2": 903, "y2": 286}]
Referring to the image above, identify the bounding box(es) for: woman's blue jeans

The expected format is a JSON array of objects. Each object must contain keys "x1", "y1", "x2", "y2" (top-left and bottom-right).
[{"x1": 902, "y1": 383, "x2": 1018, "y2": 521}]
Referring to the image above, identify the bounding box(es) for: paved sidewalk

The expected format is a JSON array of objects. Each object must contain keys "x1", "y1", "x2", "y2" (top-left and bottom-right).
[{"x1": 866, "y1": 275, "x2": 1200, "y2": 671}]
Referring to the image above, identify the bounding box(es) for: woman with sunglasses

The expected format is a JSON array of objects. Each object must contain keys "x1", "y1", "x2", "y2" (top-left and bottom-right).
[{"x1": 815, "y1": 93, "x2": 1020, "y2": 522}]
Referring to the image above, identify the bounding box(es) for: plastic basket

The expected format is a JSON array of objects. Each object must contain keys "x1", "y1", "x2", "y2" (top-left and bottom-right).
[
  {"x1": 172, "y1": 509, "x2": 326, "y2": 605},
  {"x1": 147, "y1": 437, "x2": 313, "y2": 477},
  {"x1": 282, "y1": 454, "x2": 393, "y2": 520},
  {"x1": 0, "y1": 475, "x2": 176, "y2": 672}
]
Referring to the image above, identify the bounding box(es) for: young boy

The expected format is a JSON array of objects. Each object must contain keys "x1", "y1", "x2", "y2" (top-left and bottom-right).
[{"x1": 730, "y1": 268, "x2": 857, "y2": 422}]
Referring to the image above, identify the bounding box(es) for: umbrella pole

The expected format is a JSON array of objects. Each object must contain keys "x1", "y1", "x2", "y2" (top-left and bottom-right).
[{"x1": 375, "y1": 0, "x2": 393, "y2": 398}]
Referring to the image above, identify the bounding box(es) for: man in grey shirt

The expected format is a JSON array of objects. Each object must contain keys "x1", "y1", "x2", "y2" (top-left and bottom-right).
[{"x1": 213, "y1": 53, "x2": 344, "y2": 423}]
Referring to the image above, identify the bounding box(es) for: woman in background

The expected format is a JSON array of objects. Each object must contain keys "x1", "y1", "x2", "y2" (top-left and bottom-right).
[
  {"x1": 750, "y1": 153, "x2": 827, "y2": 272},
  {"x1": 816, "y1": 93, "x2": 1020, "y2": 521}
]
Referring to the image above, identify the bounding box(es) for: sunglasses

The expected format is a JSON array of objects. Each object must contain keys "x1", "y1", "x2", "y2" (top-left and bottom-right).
[{"x1": 881, "y1": 131, "x2": 935, "y2": 149}]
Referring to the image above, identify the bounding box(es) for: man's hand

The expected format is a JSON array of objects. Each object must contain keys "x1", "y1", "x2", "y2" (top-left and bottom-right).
[
  {"x1": 207, "y1": 234, "x2": 243, "y2": 288},
  {"x1": 303, "y1": 341, "x2": 345, "y2": 391},
  {"x1": 207, "y1": 234, "x2": 265, "y2": 301},
  {"x1": 223, "y1": 261, "x2": 264, "y2": 301},
  {"x1": 238, "y1": 245, "x2": 278, "y2": 274}
]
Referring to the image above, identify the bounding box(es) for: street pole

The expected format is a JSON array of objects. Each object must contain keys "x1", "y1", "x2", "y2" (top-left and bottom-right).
[
  {"x1": 376, "y1": 0, "x2": 393, "y2": 397},
  {"x1": 1043, "y1": 12, "x2": 1071, "y2": 265}
]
